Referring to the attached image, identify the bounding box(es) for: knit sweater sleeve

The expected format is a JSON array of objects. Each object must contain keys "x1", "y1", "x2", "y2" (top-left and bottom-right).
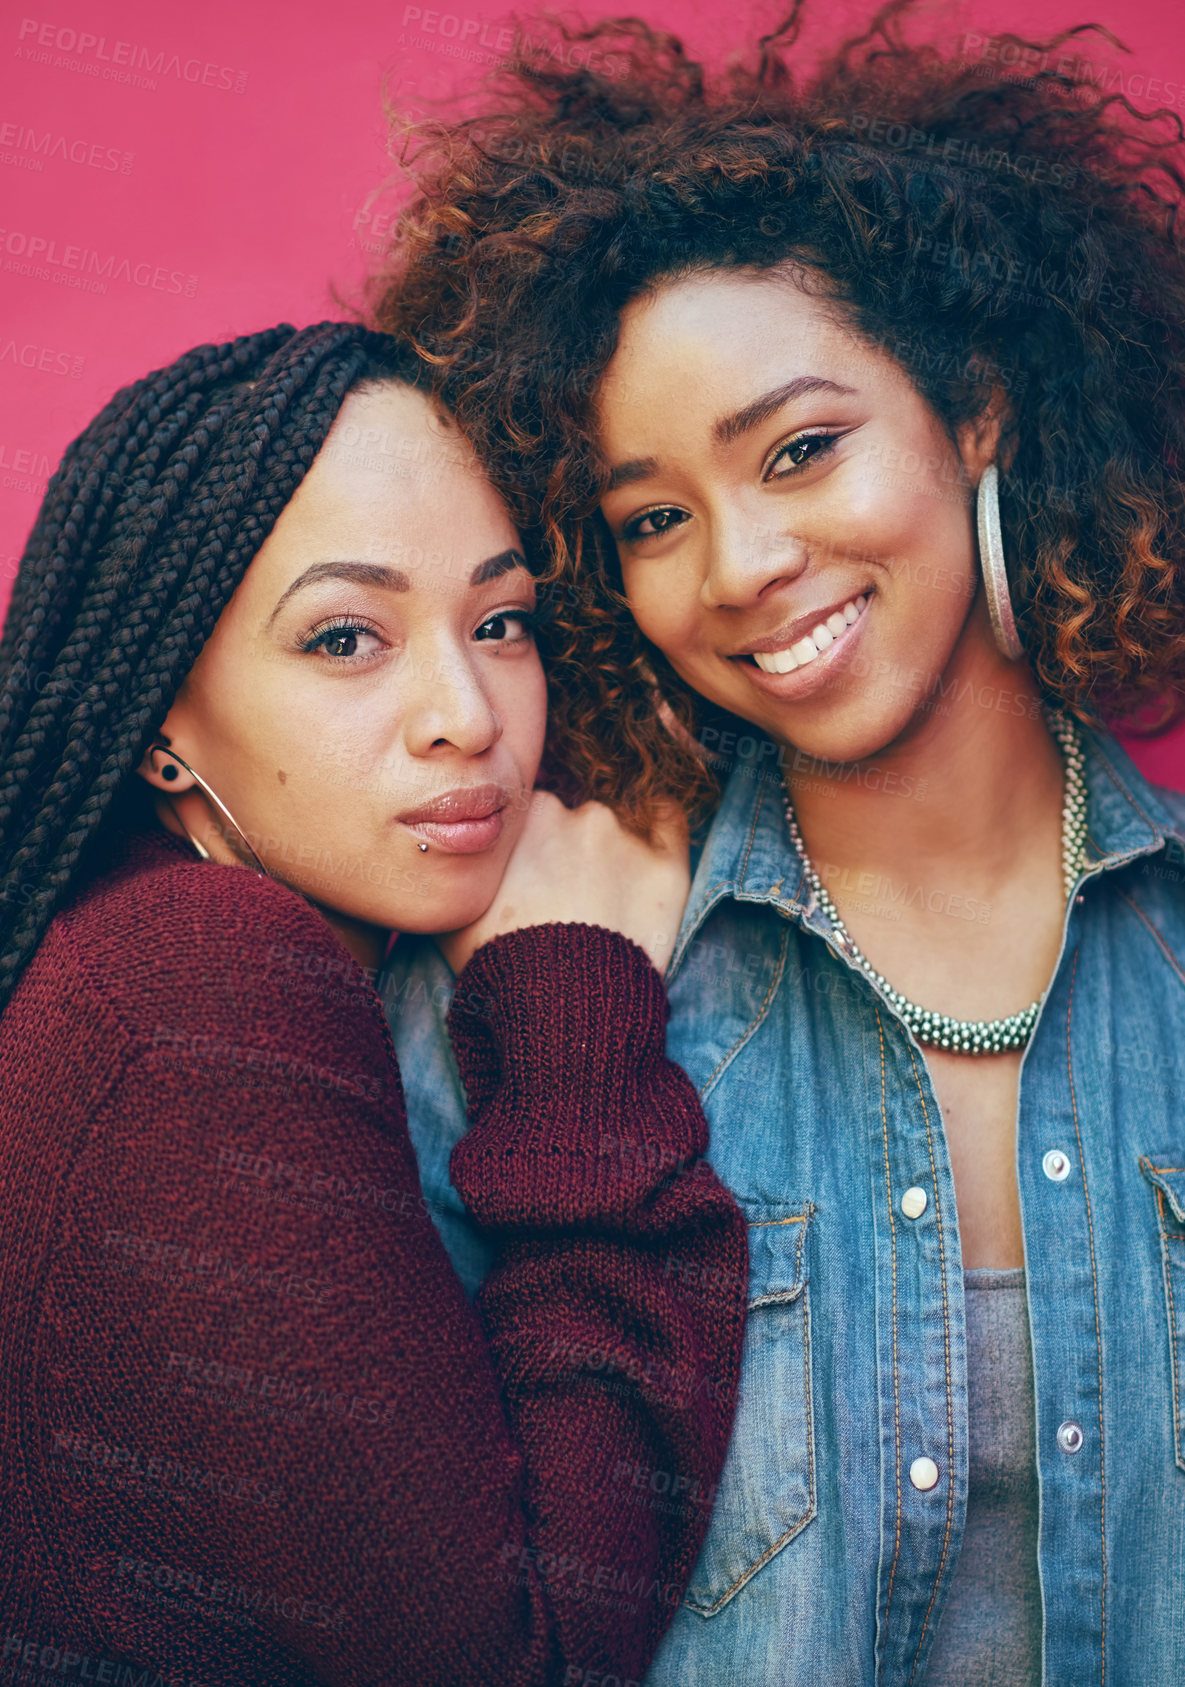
[
  {"x1": 447, "y1": 923, "x2": 749, "y2": 1683},
  {"x1": 0, "y1": 846, "x2": 744, "y2": 1687}
]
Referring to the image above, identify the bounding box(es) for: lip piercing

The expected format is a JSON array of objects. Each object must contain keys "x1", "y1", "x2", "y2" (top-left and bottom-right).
[{"x1": 417, "y1": 842, "x2": 429, "y2": 853}]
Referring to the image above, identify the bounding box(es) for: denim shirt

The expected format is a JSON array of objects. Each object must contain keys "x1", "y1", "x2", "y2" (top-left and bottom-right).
[{"x1": 382, "y1": 729, "x2": 1185, "y2": 1687}]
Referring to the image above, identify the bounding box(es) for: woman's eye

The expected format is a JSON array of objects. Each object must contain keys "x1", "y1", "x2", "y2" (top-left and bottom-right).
[
  {"x1": 767, "y1": 432, "x2": 840, "y2": 479},
  {"x1": 621, "y1": 506, "x2": 689, "y2": 542},
  {"x1": 303, "y1": 622, "x2": 385, "y2": 662},
  {"x1": 474, "y1": 611, "x2": 534, "y2": 643}
]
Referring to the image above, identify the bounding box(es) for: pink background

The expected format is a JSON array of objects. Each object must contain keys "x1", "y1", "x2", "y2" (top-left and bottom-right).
[{"x1": 3, "y1": 0, "x2": 1184, "y2": 785}]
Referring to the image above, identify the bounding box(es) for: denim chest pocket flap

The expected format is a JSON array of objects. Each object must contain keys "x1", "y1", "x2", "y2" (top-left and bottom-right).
[
  {"x1": 1140, "y1": 1156, "x2": 1185, "y2": 1471},
  {"x1": 684, "y1": 1202, "x2": 817, "y2": 1617}
]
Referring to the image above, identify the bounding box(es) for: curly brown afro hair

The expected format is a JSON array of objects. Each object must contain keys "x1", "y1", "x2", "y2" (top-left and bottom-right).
[{"x1": 372, "y1": 0, "x2": 1185, "y2": 835}]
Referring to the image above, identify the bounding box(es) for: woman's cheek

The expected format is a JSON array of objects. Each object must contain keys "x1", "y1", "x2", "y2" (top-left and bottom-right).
[
  {"x1": 623, "y1": 568, "x2": 689, "y2": 657},
  {"x1": 527, "y1": 668, "x2": 550, "y2": 776}
]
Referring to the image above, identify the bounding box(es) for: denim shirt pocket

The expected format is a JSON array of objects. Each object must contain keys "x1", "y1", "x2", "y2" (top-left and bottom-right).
[
  {"x1": 684, "y1": 1201, "x2": 817, "y2": 1616},
  {"x1": 1140, "y1": 1156, "x2": 1185, "y2": 1471}
]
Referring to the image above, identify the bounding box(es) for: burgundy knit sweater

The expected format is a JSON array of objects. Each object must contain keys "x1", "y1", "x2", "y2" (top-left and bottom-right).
[{"x1": 0, "y1": 829, "x2": 747, "y2": 1687}]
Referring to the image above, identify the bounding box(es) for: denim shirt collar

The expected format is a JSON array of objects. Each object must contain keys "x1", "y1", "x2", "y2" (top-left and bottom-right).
[{"x1": 672, "y1": 727, "x2": 1185, "y2": 982}]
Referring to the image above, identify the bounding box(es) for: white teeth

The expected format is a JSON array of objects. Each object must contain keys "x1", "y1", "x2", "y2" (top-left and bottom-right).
[{"x1": 750, "y1": 593, "x2": 870, "y2": 674}]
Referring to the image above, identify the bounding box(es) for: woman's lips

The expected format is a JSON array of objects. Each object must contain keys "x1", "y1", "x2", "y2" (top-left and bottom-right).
[
  {"x1": 750, "y1": 593, "x2": 869, "y2": 672},
  {"x1": 402, "y1": 811, "x2": 505, "y2": 854},
  {"x1": 396, "y1": 783, "x2": 507, "y2": 855},
  {"x1": 735, "y1": 590, "x2": 873, "y2": 699}
]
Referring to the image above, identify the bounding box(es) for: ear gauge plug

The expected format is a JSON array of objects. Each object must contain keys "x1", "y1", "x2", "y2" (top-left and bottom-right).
[{"x1": 145, "y1": 743, "x2": 268, "y2": 876}]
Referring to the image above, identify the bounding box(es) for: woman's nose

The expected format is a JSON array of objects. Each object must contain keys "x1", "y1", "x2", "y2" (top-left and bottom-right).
[
  {"x1": 700, "y1": 510, "x2": 811, "y2": 610},
  {"x1": 397, "y1": 644, "x2": 503, "y2": 758}
]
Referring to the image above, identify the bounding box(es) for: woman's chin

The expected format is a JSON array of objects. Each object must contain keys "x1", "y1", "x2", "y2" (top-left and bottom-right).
[
  {"x1": 753, "y1": 680, "x2": 942, "y2": 771},
  {"x1": 388, "y1": 875, "x2": 505, "y2": 940}
]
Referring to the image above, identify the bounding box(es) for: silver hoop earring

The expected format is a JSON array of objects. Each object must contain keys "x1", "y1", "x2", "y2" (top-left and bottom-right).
[
  {"x1": 148, "y1": 745, "x2": 268, "y2": 877},
  {"x1": 976, "y1": 462, "x2": 1023, "y2": 660}
]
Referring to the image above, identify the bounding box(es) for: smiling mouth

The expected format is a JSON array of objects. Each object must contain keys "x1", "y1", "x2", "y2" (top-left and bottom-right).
[{"x1": 742, "y1": 593, "x2": 871, "y2": 674}]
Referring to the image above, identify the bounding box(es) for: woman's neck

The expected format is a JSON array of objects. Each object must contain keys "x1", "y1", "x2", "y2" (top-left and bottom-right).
[
  {"x1": 784, "y1": 644, "x2": 1066, "y2": 903},
  {"x1": 307, "y1": 899, "x2": 386, "y2": 976},
  {"x1": 150, "y1": 792, "x2": 386, "y2": 975}
]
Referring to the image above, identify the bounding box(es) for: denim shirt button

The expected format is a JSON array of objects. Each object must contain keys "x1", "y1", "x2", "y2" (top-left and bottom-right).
[
  {"x1": 1057, "y1": 1420, "x2": 1085, "y2": 1454},
  {"x1": 908, "y1": 1457, "x2": 940, "y2": 1491},
  {"x1": 900, "y1": 1186, "x2": 928, "y2": 1220},
  {"x1": 1043, "y1": 1148, "x2": 1072, "y2": 1182}
]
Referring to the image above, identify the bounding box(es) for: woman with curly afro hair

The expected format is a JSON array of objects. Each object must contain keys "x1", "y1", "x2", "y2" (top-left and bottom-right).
[{"x1": 373, "y1": 2, "x2": 1185, "y2": 1680}]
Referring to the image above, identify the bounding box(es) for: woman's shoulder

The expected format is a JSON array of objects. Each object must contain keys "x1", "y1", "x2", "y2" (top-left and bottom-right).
[
  {"x1": 1151, "y1": 780, "x2": 1185, "y2": 837},
  {"x1": 37, "y1": 829, "x2": 393, "y2": 1074}
]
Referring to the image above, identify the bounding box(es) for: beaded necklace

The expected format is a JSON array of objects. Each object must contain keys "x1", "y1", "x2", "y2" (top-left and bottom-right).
[{"x1": 780, "y1": 709, "x2": 1088, "y2": 1055}]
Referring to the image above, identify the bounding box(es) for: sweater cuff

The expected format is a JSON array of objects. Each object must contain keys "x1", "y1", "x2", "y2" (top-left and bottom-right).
[
  {"x1": 447, "y1": 924, "x2": 708, "y2": 1228},
  {"x1": 449, "y1": 917, "x2": 668, "y2": 1113}
]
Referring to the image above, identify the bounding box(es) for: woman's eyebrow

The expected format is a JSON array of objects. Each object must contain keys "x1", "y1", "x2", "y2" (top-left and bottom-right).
[
  {"x1": 606, "y1": 458, "x2": 659, "y2": 492},
  {"x1": 713, "y1": 376, "x2": 857, "y2": 446},
  {"x1": 604, "y1": 378, "x2": 859, "y2": 490},
  {"x1": 268, "y1": 561, "x2": 411, "y2": 624},
  {"x1": 268, "y1": 548, "x2": 526, "y2": 625},
  {"x1": 469, "y1": 547, "x2": 527, "y2": 585}
]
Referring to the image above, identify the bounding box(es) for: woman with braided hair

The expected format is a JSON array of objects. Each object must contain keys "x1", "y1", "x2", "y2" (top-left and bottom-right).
[
  {"x1": 371, "y1": 3, "x2": 1185, "y2": 1682},
  {"x1": 0, "y1": 321, "x2": 747, "y2": 1686}
]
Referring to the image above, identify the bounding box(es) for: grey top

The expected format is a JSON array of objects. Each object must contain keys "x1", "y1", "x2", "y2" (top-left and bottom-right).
[{"x1": 924, "y1": 1268, "x2": 1042, "y2": 1686}]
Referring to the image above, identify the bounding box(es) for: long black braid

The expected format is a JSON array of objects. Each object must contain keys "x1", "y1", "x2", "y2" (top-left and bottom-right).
[{"x1": 0, "y1": 320, "x2": 425, "y2": 1016}]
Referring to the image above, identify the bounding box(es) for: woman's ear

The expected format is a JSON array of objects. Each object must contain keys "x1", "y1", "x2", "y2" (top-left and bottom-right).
[
  {"x1": 136, "y1": 736, "x2": 199, "y2": 794},
  {"x1": 956, "y1": 379, "x2": 1016, "y2": 479}
]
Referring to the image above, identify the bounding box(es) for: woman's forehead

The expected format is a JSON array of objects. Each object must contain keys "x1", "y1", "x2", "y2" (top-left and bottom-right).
[
  {"x1": 599, "y1": 272, "x2": 900, "y2": 445},
  {"x1": 233, "y1": 385, "x2": 520, "y2": 604}
]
